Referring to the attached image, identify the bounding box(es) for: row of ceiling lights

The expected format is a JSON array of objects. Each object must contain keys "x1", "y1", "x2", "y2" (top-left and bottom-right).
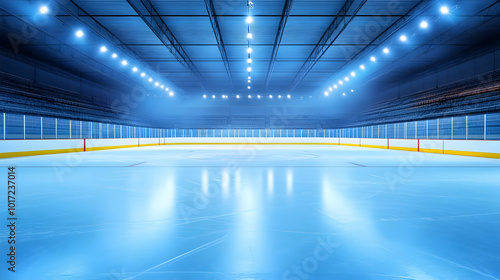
[
  {"x1": 203, "y1": 94, "x2": 292, "y2": 99},
  {"x1": 37, "y1": 4, "x2": 175, "y2": 97},
  {"x1": 246, "y1": 0, "x2": 254, "y2": 90},
  {"x1": 323, "y1": 5, "x2": 453, "y2": 97}
]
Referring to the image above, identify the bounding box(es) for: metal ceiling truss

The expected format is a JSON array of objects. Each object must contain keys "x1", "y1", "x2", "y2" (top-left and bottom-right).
[
  {"x1": 289, "y1": 0, "x2": 368, "y2": 91},
  {"x1": 326, "y1": 0, "x2": 434, "y2": 83},
  {"x1": 126, "y1": 0, "x2": 204, "y2": 87},
  {"x1": 0, "y1": 8, "x2": 140, "y2": 89},
  {"x1": 265, "y1": 0, "x2": 294, "y2": 90},
  {"x1": 366, "y1": 1, "x2": 500, "y2": 84},
  {"x1": 204, "y1": 0, "x2": 234, "y2": 89}
]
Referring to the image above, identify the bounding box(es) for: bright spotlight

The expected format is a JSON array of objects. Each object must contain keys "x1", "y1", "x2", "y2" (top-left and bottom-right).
[
  {"x1": 121, "y1": 60, "x2": 128, "y2": 66},
  {"x1": 39, "y1": 6, "x2": 49, "y2": 14},
  {"x1": 212, "y1": 95, "x2": 216, "y2": 99},
  {"x1": 324, "y1": 91, "x2": 329, "y2": 96},
  {"x1": 370, "y1": 56, "x2": 376, "y2": 62},
  {"x1": 344, "y1": 77, "x2": 349, "y2": 82},
  {"x1": 75, "y1": 30, "x2": 84, "y2": 38},
  {"x1": 160, "y1": 85, "x2": 164, "y2": 89},
  {"x1": 112, "y1": 53, "x2": 118, "y2": 59},
  {"x1": 329, "y1": 87, "x2": 333, "y2": 91},
  {"x1": 203, "y1": 95, "x2": 207, "y2": 98},
  {"x1": 247, "y1": 33, "x2": 253, "y2": 39},
  {"x1": 440, "y1": 6, "x2": 450, "y2": 14},
  {"x1": 334, "y1": 85, "x2": 338, "y2": 89},
  {"x1": 247, "y1": 47, "x2": 253, "y2": 54},
  {"x1": 247, "y1": 67, "x2": 252, "y2": 72},
  {"x1": 148, "y1": 78, "x2": 153, "y2": 82},
  {"x1": 154, "y1": 82, "x2": 159, "y2": 87},
  {"x1": 278, "y1": 95, "x2": 282, "y2": 99},
  {"x1": 383, "y1": 48, "x2": 390, "y2": 54},
  {"x1": 248, "y1": 80, "x2": 251, "y2": 83},
  {"x1": 420, "y1": 21, "x2": 429, "y2": 29},
  {"x1": 269, "y1": 95, "x2": 273, "y2": 99},
  {"x1": 246, "y1": 16, "x2": 253, "y2": 24},
  {"x1": 248, "y1": 95, "x2": 252, "y2": 99},
  {"x1": 287, "y1": 95, "x2": 291, "y2": 99},
  {"x1": 339, "y1": 81, "x2": 343, "y2": 85},
  {"x1": 100, "y1": 46, "x2": 108, "y2": 53},
  {"x1": 257, "y1": 95, "x2": 261, "y2": 99},
  {"x1": 343, "y1": 93, "x2": 346, "y2": 96},
  {"x1": 351, "y1": 72, "x2": 356, "y2": 77},
  {"x1": 132, "y1": 67, "x2": 138, "y2": 72},
  {"x1": 141, "y1": 72, "x2": 146, "y2": 77},
  {"x1": 169, "y1": 91, "x2": 174, "y2": 97},
  {"x1": 248, "y1": 76, "x2": 251, "y2": 80},
  {"x1": 166, "y1": 88, "x2": 169, "y2": 91},
  {"x1": 360, "y1": 65, "x2": 365, "y2": 70},
  {"x1": 351, "y1": 89, "x2": 354, "y2": 92},
  {"x1": 248, "y1": 86, "x2": 251, "y2": 89},
  {"x1": 247, "y1": 58, "x2": 252, "y2": 63},
  {"x1": 400, "y1": 35, "x2": 407, "y2": 42},
  {"x1": 236, "y1": 95, "x2": 240, "y2": 99}
]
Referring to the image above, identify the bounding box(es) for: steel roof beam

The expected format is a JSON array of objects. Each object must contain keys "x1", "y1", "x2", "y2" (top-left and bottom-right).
[
  {"x1": 204, "y1": 0, "x2": 234, "y2": 89},
  {"x1": 290, "y1": 0, "x2": 368, "y2": 91},
  {"x1": 126, "y1": 0, "x2": 204, "y2": 88},
  {"x1": 265, "y1": 0, "x2": 294, "y2": 90}
]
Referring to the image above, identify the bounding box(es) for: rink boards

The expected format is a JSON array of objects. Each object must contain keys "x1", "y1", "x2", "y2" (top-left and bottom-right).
[{"x1": 0, "y1": 137, "x2": 500, "y2": 159}]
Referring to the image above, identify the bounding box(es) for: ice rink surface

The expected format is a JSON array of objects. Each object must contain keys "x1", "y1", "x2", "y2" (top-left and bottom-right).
[{"x1": 1, "y1": 145, "x2": 500, "y2": 280}]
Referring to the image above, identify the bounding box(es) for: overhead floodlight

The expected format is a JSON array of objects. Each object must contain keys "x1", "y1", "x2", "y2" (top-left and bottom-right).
[
  {"x1": 132, "y1": 67, "x2": 138, "y2": 72},
  {"x1": 329, "y1": 87, "x2": 333, "y2": 91},
  {"x1": 246, "y1": 16, "x2": 253, "y2": 24},
  {"x1": 160, "y1": 85, "x2": 164, "y2": 88},
  {"x1": 148, "y1": 78, "x2": 153, "y2": 82},
  {"x1": 112, "y1": 53, "x2": 118, "y2": 59},
  {"x1": 248, "y1": 86, "x2": 251, "y2": 89},
  {"x1": 334, "y1": 85, "x2": 338, "y2": 89},
  {"x1": 269, "y1": 95, "x2": 273, "y2": 99},
  {"x1": 339, "y1": 81, "x2": 343, "y2": 85},
  {"x1": 121, "y1": 60, "x2": 128, "y2": 66},
  {"x1": 247, "y1": 33, "x2": 253, "y2": 39},
  {"x1": 324, "y1": 91, "x2": 329, "y2": 96},
  {"x1": 236, "y1": 95, "x2": 240, "y2": 99},
  {"x1": 154, "y1": 82, "x2": 159, "y2": 87},
  {"x1": 360, "y1": 65, "x2": 365, "y2": 70},
  {"x1": 383, "y1": 48, "x2": 390, "y2": 54},
  {"x1": 248, "y1": 80, "x2": 251, "y2": 83},
  {"x1": 351, "y1": 89, "x2": 354, "y2": 92},
  {"x1": 212, "y1": 95, "x2": 216, "y2": 99},
  {"x1": 247, "y1": 47, "x2": 253, "y2": 54},
  {"x1": 247, "y1": 58, "x2": 252, "y2": 63},
  {"x1": 203, "y1": 95, "x2": 207, "y2": 98},
  {"x1": 247, "y1": 67, "x2": 252, "y2": 72},
  {"x1": 75, "y1": 30, "x2": 84, "y2": 38},
  {"x1": 420, "y1": 21, "x2": 429, "y2": 29},
  {"x1": 351, "y1": 72, "x2": 356, "y2": 77},
  {"x1": 141, "y1": 72, "x2": 146, "y2": 77},
  {"x1": 440, "y1": 6, "x2": 450, "y2": 14},
  {"x1": 400, "y1": 35, "x2": 407, "y2": 42},
  {"x1": 343, "y1": 93, "x2": 346, "y2": 96},
  {"x1": 287, "y1": 95, "x2": 291, "y2": 99},
  {"x1": 344, "y1": 77, "x2": 349, "y2": 82},
  {"x1": 169, "y1": 91, "x2": 174, "y2": 97},
  {"x1": 39, "y1": 6, "x2": 49, "y2": 14},
  {"x1": 257, "y1": 95, "x2": 261, "y2": 99},
  {"x1": 166, "y1": 88, "x2": 169, "y2": 91},
  {"x1": 278, "y1": 95, "x2": 282, "y2": 99},
  {"x1": 248, "y1": 95, "x2": 252, "y2": 99},
  {"x1": 248, "y1": 76, "x2": 251, "y2": 80},
  {"x1": 100, "y1": 46, "x2": 108, "y2": 53},
  {"x1": 370, "y1": 56, "x2": 376, "y2": 62}
]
